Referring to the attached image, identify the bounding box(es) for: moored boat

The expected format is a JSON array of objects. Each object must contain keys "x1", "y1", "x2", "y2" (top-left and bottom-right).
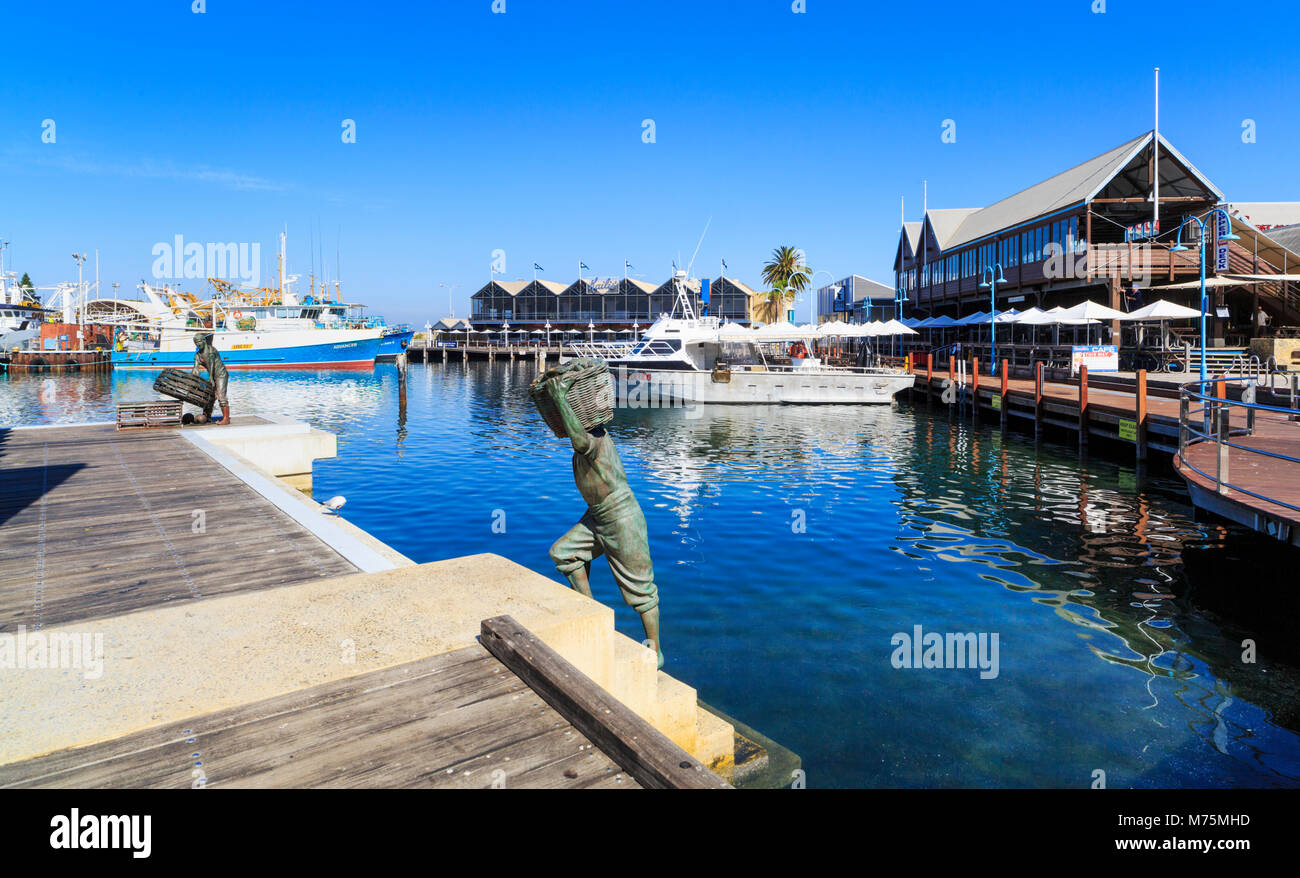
[{"x1": 567, "y1": 271, "x2": 915, "y2": 405}]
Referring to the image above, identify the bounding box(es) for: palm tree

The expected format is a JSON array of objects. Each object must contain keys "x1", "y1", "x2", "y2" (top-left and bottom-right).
[{"x1": 760, "y1": 246, "x2": 811, "y2": 324}]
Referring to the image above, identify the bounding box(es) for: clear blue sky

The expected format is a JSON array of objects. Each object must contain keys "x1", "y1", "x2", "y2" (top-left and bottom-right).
[{"x1": 2, "y1": 0, "x2": 1295, "y2": 324}]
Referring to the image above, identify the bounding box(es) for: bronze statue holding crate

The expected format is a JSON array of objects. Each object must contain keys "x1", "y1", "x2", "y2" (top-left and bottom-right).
[
  {"x1": 192, "y1": 333, "x2": 230, "y2": 425},
  {"x1": 531, "y1": 359, "x2": 663, "y2": 668}
]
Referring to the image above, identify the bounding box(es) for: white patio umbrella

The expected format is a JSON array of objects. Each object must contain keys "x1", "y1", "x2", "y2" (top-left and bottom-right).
[
  {"x1": 1124, "y1": 299, "x2": 1202, "y2": 320},
  {"x1": 1124, "y1": 299, "x2": 1203, "y2": 355},
  {"x1": 881, "y1": 319, "x2": 917, "y2": 336},
  {"x1": 1057, "y1": 300, "x2": 1127, "y2": 321}
]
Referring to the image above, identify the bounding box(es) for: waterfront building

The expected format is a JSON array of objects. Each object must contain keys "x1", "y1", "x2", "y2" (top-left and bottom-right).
[
  {"x1": 470, "y1": 274, "x2": 759, "y2": 329},
  {"x1": 894, "y1": 131, "x2": 1300, "y2": 346},
  {"x1": 816, "y1": 275, "x2": 898, "y2": 324}
]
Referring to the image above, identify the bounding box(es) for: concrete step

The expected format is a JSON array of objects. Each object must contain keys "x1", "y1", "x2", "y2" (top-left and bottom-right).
[{"x1": 695, "y1": 709, "x2": 737, "y2": 780}]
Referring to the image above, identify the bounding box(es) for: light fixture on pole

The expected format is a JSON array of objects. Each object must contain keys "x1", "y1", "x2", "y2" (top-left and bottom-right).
[
  {"x1": 1169, "y1": 208, "x2": 1239, "y2": 386},
  {"x1": 439, "y1": 282, "x2": 458, "y2": 319},
  {"x1": 72, "y1": 253, "x2": 87, "y2": 346},
  {"x1": 545, "y1": 321, "x2": 552, "y2": 349},
  {"x1": 979, "y1": 262, "x2": 1007, "y2": 374}
]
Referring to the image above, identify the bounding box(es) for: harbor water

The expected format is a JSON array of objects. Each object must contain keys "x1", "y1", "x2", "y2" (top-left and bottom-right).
[{"x1": 3, "y1": 362, "x2": 1298, "y2": 788}]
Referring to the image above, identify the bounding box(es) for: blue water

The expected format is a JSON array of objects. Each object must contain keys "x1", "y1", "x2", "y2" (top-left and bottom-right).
[{"x1": 5, "y1": 362, "x2": 1300, "y2": 789}]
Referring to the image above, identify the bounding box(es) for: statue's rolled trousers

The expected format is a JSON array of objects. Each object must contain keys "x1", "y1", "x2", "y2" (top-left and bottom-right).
[
  {"x1": 192, "y1": 332, "x2": 231, "y2": 426},
  {"x1": 541, "y1": 365, "x2": 663, "y2": 668}
]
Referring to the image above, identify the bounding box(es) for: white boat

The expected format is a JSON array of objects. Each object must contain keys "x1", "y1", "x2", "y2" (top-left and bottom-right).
[
  {"x1": 89, "y1": 234, "x2": 383, "y2": 369},
  {"x1": 0, "y1": 247, "x2": 50, "y2": 352},
  {"x1": 567, "y1": 272, "x2": 915, "y2": 405}
]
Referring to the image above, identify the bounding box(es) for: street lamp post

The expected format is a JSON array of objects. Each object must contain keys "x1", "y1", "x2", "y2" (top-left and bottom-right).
[
  {"x1": 979, "y1": 263, "x2": 1007, "y2": 374},
  {"x1": 1170, "y1": 208, "x2": 1240, "y2": 387},
  {"x1": 439, "y1": 283, "x2": 458, "y2": 319},
  {"x1": 72, "y1": 253, "x2": 87, "y2": 350},
  {"x1": 894, "y1": 279, "x2": 910, "y2": 359}
]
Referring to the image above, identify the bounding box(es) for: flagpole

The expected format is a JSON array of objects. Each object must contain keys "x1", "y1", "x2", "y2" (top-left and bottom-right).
[{"x1": 1154, "y1": 67, "x2": 1160, "y2": 237}]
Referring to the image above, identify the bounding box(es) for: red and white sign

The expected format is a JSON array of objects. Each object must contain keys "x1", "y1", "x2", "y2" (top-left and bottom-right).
[{"x1": 1071, "y1": 345, "x2": 1119, "y2": 373}]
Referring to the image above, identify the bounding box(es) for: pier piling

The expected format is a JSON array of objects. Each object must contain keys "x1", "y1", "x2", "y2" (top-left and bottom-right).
[
  {"x1": 1136, "y1": 369, "x2": 1148, "y2": 462},
  {"x1": 1000, "y1": 359, "x2": 1008, "y2": 432},
  {"x1": 1034, "y1": 362, "x2": 1044, "y2": 441},
  {"x1": 1078, "y1": 366, "x2": 1089, "y2": 451}
]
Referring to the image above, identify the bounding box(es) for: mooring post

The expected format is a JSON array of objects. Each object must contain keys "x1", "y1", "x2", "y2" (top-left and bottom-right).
[
  {"x1": 1136, "y1": 369, "x2": 1148, "y2": 462},
  {"x1": 926, "y1": 356, "x2": 933, "y2": 406},
  {"x1": 972, "y1": 357, "x2": 980, "y2": 420},
  {"x1": 1078, "y1": 365, "x2": 1088, "y2": 451},
  {"x1": 1034, "y1": 361, "x2": 1044, "y2": 440},
  {"x1": 1000, "y1": 358, "x2": 1009, "y2": 432},
  {"x1": 1217, "y1": 404, "x2": 1231, "y2": 494}
]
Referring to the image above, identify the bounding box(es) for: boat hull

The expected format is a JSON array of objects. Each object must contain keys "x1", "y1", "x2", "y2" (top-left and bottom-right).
[
  {"x1": 613, "y1": 366, "x2": 914, "y2": 405},
  {"x1": 112, "y1": 329, "x2": 382, "y2": 370},
  {"x1": 376, "y1": 329, "x2": 415, "y2": 361}
]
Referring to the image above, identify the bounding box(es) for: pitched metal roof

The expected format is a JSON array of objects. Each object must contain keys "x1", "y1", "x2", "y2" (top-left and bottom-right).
[
  {"x1": 1264, "y1": 223, "x2": 1300, "y2": 255},
  {"x1": 519, "y1": 280, "x2": 567, "y2": 295},
  {"x1": 929, "y1": 132, "x2": 1224, "y2": 253},
  {"x1": 471, "y1": 280, "x2": 529, "y2": 297},
  {"x1": 925, "y1": 209, "x2": 981, "y2": 249}
]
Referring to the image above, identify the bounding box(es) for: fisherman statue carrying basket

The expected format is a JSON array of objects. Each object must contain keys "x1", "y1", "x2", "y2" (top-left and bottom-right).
[
  {"x1": 192, "y1": 332, "x2": 230, "y2": 425},
  {"x1": 531, "y1": 359, "x2": 663, "y2": 668}
]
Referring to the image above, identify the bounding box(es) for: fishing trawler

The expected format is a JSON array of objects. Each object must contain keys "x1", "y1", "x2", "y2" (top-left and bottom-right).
[
  {"x1": 568, "y1": 271, "x2": 915, "y2": 405},
  {"x1": 98, "y1": 234, "x2": 383, "y2": 369},
  {"x1": 0, "y1": 278, "x2": 47, "y2": 353},
  {"x1": 0, "y1": 245, "x2": 51, "y2": 353}
]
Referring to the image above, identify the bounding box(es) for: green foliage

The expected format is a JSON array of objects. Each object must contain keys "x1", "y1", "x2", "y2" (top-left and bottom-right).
[{"x1": 758, "y1": 246, "x2": 811, "y2": 323}]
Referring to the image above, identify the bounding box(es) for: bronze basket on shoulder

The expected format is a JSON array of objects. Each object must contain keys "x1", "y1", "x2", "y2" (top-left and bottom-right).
[
  {"x1": 529, "y1": 359, "x2": 614, "y2": 438},
  {"x1": 152, "y1": 368, "x2": 216, "y2": 409}
]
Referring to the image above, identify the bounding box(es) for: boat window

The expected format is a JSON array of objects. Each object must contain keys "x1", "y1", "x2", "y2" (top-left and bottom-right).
[
  {"x1": 632, "y1": 338, "x2": 681, "y2": 355},
  {"x1": 719, "y1": 342, "x2": 761, "y2": 365}
]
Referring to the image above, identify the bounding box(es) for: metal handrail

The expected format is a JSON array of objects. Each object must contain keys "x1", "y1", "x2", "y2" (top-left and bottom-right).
[{"x1": 1177, "y1": 384, "x2": 1300, "y2": 513}]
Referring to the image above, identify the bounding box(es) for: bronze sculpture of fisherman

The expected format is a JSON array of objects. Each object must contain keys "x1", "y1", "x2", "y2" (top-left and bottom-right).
[
  {"x1": 542, "y1": 366, "x2": 663, "y2": 668},
  {"x1": 192, "y1": 332, "x2": 231, "y2": 425}
]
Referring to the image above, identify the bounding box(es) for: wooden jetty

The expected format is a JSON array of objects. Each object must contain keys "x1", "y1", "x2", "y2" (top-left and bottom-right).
[
  {"x1": 0, "y1": 616, "x2": 730, "y2": 790},
  {"x1": 0, "y1": 419, "x2": 357, "y2": 631},
  {"x1": 910, "y1": 358, "x2": 1181, "y2": 461},
  {"x1": 1173, "y1": 383, "x2": 1300, "y2": 549},
  {"x1": 911, "y1": 357, "x2": 1300, "y2": 549},
  {"x1": 0, "y1": 420, "x2": 771, "y2": 788},
  {"x1": 406, "y1": 339, "x2": 563, "y2": 365}
]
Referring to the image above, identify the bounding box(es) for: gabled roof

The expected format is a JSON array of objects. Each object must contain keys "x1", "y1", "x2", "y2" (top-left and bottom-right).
[
  {"x1": 518, "y1": 280, "x2": 567, "y2": 295},
  {"x1": 930, "y1": 132, "x2": 1224, "y2": 253},
  {"x1": 617, "y1": 278, "x2": 658, "y2": 294},
  {"x1": 471, "y1": 280, "x2": 528, "y2": 297},
  {"x1": 711, "y1": 276, "x2": 759, "y2": 296},
  {"x1": 895, "y1": 223, "x2": 924, "y2": 270},
  {"x1": 925, "y1": 209, "x2": 980, "y2": 250}
]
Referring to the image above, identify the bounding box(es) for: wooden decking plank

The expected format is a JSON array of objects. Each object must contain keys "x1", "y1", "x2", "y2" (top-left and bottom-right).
[
  {"x1": 0, "y1": 423, "x2": 359, "y2": 631},
  {"x1": 0, "y1": 646, "x2": 637, "y2": 790},
  {"x1": 481, "y1": 615, "x2": 731, "y2": 790}
]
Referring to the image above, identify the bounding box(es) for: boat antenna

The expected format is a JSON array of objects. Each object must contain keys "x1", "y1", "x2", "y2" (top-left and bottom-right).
[{"x1": 685, "y1": 216, "x2": 711, "y2": 279}]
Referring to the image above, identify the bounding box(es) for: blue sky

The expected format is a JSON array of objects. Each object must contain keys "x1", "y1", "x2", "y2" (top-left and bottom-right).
[{"x1": 2, "y1": 0, "x2": 1295, "y2": 324}]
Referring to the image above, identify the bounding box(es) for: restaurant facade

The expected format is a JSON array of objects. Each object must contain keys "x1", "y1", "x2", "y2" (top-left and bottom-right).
[{"x1": 895, "y1": 131, "x2": 1300, "y2": 352}]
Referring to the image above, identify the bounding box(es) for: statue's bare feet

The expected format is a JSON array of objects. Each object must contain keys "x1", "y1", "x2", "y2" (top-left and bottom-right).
[{"x1": 656, "y1": 649, "x2": 665, "y2": 669}]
